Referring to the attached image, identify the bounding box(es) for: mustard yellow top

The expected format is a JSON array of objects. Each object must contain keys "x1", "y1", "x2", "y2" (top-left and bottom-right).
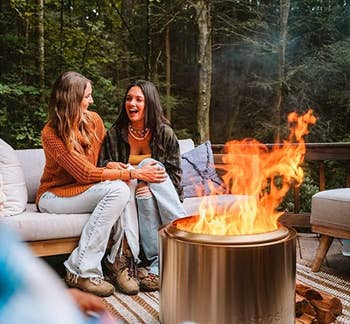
[{"x1": 129, "y1": 154, "x2": 151, "y2": 166}]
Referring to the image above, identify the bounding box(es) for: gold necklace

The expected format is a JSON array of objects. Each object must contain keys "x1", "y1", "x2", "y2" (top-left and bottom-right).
[{"x1": 128, "y1": 125, "x2": 150, "y2": 141}]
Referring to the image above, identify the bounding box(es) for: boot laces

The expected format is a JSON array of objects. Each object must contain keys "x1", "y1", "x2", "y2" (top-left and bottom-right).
[
  {"x1": 118, "y1": 253, "x2": 137, "y2": 278},
  {"x1": 89, "y1": 277, "x2": 103, "y2": 285},
  {"x1": 67, "y1": 271, "x2": 79, "y2": 284}
]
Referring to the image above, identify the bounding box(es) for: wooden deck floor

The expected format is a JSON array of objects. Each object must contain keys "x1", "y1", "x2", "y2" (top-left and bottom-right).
[{"x1": 297, "y1": 232, "x2": 350, "y2": 278}]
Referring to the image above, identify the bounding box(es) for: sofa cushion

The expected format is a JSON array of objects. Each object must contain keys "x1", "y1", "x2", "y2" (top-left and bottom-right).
[
  {"x1": 2, "y1": 203, "x2": 90, "y2": 241},
  {"x1": 310, "y1": 188, "x2": 350, "y2": 232},
  {"x1": 15, "y1": 149, "x2": 45, "y2": 203},
  {"x1": 181, "y1": 140, "x2": 225, "y2": 198},
  {"x1": 0, "y1": 139, "x2": 28, "y2": 216}
]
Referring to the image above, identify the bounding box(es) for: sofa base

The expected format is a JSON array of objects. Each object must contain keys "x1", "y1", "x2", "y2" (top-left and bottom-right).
[{"x1": 27, "y1": 237, "x2": 80, "y2": 257}]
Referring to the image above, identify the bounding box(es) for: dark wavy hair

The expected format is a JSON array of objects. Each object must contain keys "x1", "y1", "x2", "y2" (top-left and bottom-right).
[{"x1": 115, "y1": 80, "x2": 170, "y2": 148}]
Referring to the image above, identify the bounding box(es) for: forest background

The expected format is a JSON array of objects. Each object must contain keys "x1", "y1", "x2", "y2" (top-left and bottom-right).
[{"x1": 0, "y1": 0, "x2": 349, "y2": 210}]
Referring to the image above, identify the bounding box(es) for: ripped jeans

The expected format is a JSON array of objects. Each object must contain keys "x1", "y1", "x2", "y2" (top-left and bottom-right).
[
  {"x1": 38, "y1": 180, "x2": 140, "y2": 279},
  {"x1": 135, "y1": 158, "x2": 186, "y2": 275}
]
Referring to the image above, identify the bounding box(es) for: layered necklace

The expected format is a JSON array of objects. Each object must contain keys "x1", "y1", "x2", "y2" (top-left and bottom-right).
[{"x1": 128, "y1": 124, "x2": 150, "y2": 141}]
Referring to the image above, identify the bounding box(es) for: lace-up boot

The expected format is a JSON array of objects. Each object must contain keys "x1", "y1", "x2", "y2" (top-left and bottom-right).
[
  {"x1": 104, "y1": 250, "x2": 139, "y2": 295},
  {"x1": 65, "y1": 271, "x2": 115, "y2": 297},
  {"x1": 137, "y1": 267, "x2": 149, "y2": 280},
  {"x1": 139, "y1": 273, "x2": 159, "y2": 292},
  {"x1": 136, "y1": 266, "x2": 159, "y2": 291}
]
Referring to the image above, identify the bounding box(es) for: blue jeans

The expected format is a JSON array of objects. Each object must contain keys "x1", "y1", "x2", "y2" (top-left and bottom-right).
[
  {"x1": 38, "y1": 180, "x2": 137, "y2": 279},
  {"x1": 136, "y1": 158, "x2": 186, "y2": 275}
]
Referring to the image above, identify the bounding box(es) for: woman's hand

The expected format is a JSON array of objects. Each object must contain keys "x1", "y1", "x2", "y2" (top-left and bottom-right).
[
  {"x1": 68, "y1": 288, "x2": 106, "y2": 313},
  {"x1": 133, "y1": 161, "x2": 167, "y2": 183},
  {"x1": 106, "y1": 161, "x2": 129, "y2": 170}
]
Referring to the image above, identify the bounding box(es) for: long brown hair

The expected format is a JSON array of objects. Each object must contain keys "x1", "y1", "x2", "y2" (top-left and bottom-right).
[{"x1": 48, "y1": 71, "x2": 97, "y2": 153}]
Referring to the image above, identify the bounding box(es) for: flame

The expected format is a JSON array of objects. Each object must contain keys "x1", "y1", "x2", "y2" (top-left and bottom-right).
[{"x1": 177, "y1": 110, "x2": 316, "y2": 235}]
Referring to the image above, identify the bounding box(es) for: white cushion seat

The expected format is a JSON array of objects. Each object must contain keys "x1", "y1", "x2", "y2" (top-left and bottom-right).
[
  {"x1": 310, "y1": 188, "x2": 350, "y2": 272},
  {"x1": 311, "y1": 188, "x2": 350, "y2": 232},
  {"x1": 1, "y1": 204, "x2": 90, "y2": 241}
]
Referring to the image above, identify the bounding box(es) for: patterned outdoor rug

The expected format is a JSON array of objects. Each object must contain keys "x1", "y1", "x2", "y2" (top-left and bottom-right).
[
  {"x1": 103, "y1": 263, "x2": 350, "y2": 324},
  {"x1": 103, "y1": 291, "x2": 159, "y2": 323}
]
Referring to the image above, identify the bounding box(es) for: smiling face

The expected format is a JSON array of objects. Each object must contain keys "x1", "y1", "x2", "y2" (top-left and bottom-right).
[
  {"x1": 125, "y1": 86, "x2": 146, "y2": 128},
  {"x1": 81, "y1": 82, "x2": 93, "y2": 111}
]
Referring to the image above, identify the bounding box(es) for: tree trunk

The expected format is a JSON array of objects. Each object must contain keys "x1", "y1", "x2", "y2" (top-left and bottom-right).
[
  {"x1": 120, "y1": 0, "x2": 133, "y2": 85},
  {"x1": 114, "y1": 0, "x2": 147, "y2": 84},
  {"x1": 165, "y1": 25, "x2": 171, "y2": 121},
  {"x1": 194, "y1": 0, "x2": 212, "y2": 143},
  {"x1": 224, "y1": 94, "x2": 241, "y2": 140},
  {"x1": 145, "y1": 0, "x2": 152, "y2": 79},
  {"x1": 60, "y1": 0, "x2": 64, "y2": 69},
  {"x1": 37, "y1": 0, "x2": 45, "y2": 101},
  {"x1": 274, "y1": 0, "x2": 290, "y2": 142}
]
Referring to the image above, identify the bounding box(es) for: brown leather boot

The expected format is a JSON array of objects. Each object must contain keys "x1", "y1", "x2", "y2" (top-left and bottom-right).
[
  {"x1": 104, "y1": 251, "x2": 139, "y2": 295},
  {"x1": 65, "y1": 271, "x2": 115, "y2": 297},
  {"x1": 139, "y1": 273, "x2": 159, "y2": 292}
]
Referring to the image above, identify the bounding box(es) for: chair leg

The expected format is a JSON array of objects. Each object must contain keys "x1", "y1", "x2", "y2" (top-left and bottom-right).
[{"x1": 311, "y1": 235, "x2": 333, "y2": 272}]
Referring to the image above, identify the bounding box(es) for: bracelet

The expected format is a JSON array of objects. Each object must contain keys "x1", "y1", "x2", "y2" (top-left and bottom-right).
[
  {"x1": 123, "y1": 170, "x2": 128, "y2": 181},
  {"x1": 129, "y1": 169, "x2": 135, "y2": 180}
]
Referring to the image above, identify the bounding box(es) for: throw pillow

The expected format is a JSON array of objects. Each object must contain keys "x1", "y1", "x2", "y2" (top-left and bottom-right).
[
  {"x1": 0, "y1": 139, "x2": 28, "y2": 217},
  {"x1": 181, "y1": 140, "x2": 225, "y2": 198}
]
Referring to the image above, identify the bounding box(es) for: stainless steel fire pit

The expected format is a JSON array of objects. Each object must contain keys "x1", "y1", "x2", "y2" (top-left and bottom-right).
[{"x1": 159, "y1": 216, "x2": 296, "y2": 324}]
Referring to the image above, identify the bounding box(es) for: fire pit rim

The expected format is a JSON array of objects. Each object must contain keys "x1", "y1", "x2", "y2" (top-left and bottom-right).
[{"x1": 167, "y1": 215, "x2": 290, "y2": 245}]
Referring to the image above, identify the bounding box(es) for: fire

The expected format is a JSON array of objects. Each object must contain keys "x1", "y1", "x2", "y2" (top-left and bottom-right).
[{"x1": 177, "y1": 110, "x2": 316, "y2": 235}]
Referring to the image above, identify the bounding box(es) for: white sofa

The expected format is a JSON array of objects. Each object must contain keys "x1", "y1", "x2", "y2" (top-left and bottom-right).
[{"x1": 1, "y1": 139, "x2": 240, "y2": 256}]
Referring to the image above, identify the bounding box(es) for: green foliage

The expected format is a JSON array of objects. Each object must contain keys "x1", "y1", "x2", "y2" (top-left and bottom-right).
[
  {"x1": 0, "y1": 0, "x2": 349, "y2": 152},
  {"x1": 1, "y1": 0, "x2": 348, "y2": 213},
  {"x1": 0, "y1": 83, "x2": 39, "y2": 96},
  {"x1": 0, "y1": 82, "x2": 46, "y2": 148}
]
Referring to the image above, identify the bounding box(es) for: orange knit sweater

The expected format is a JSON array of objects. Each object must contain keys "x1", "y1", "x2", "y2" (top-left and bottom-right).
[{"x1": 36, "y1": 111, "x2": 112, "y2": 204}]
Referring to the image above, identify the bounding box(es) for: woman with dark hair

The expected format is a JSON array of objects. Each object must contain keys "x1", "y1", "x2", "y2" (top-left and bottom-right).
[
  {"x1": 99, "y1": 80, "x2": 186, "y2": 292},
  {"x1": 36, "y1": 72, "x2": 164, "y2": 297}
]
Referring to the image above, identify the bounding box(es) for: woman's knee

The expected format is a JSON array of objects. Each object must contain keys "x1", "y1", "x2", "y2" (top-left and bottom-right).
[
  {"x1": 137, "y1": 157, "x2": 155, "y2": 167},
  {"x1": 137, "y1": 158, "x2": 164, "y2": 168},
  {"x1": 104, "y1": 180, "x2": 130, "y2": 204}
]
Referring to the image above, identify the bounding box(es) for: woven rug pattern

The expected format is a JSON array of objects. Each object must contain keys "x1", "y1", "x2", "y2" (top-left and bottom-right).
[
  {"x1": 103, "y1": 263, "x2": 350, "y2": 324},
  {"x1": 104, "y1": 291, "x2": 159, "y2": 323}
]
